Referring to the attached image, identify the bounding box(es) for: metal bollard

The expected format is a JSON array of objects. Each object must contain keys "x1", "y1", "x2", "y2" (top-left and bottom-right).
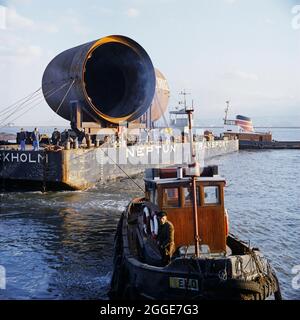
[
  {"x1": 65, "y1": 141, "x2": 71, "y2": 150},
  {"x1": 86, "y1": 139, "x2": 91, "y2": 149}
]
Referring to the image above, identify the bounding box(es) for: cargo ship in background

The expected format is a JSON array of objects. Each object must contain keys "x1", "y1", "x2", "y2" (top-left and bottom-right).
[
  {"x1": 223, "y1": 101, "x2": 300, "y2": 149},
  {"x1": 0, "y1": 35, "x2": 238, "y2": 191}
]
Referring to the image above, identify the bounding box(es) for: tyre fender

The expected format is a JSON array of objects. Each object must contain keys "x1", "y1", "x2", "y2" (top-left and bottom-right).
[
  {"x1": 150, "y1": 214, "x2": 159, "y2": 239},
  {"x1": 143, "y1": 207, "x2": 151, "y2": 235}
]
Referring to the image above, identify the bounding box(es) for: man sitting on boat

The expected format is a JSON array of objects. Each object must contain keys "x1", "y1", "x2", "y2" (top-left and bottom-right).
[{"x1": 156, "y1": 211, "x2": 175, "y2": 265}]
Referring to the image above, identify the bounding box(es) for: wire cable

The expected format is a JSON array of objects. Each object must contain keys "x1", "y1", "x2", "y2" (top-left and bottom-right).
[
  {"x1": 0, "y1": 87, "x2": 42, "y2": 115},
  {"x1": 98, "y1": 144, "x2": 145, "y2": 193},
  {"x1": 0, "y1": 81, "x2": 71, "y2": 128},
  {"x1": 55, "y1": 79, "x2": 76, "y2": 113},
  {"x1": 0, "y1": 89, "x2": 42, "y2": 118},
  {"x1": 0, "y1": 91, "x2": 45, "y2": 123},
  {"x1": 0, "y1": 85, "x2": 63, "y2": 123}
]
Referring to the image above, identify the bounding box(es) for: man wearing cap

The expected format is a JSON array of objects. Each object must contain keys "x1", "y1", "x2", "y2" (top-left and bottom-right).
[
  {"x1": 156, "y1": 211, "x2": 175, "y2": 265},
  {"x1": 51, "y1": 128, "x2": 61, "y2": 146}
]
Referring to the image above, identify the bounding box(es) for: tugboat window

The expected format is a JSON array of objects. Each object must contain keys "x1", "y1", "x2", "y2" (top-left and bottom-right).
[
  {"x1": 162, "y1": 188, "x2": 180, "y2": 207},
  {"x1": 183, "y1": 186, "x2": 200, "y2": 207},
  {"x1": 204, "y1": 186, "x2": 220, "y2": 205}
]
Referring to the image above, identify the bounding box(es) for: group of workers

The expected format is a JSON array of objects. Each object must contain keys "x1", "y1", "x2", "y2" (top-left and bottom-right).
[
  {"x1": 18, "y1": 128, "x2": 86, "y2": 151},
  {"x1": 19, "y1": 127, "x2": 61, "y2": 151},
  {"x1": 51, "y1": 128, "x2": 86, "y2": 146},
  {"x1": 19, "y1": 127, "x2": 41, "y2": 151}
]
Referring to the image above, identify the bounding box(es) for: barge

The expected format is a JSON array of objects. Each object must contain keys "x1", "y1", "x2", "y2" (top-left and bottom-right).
[{"x1": 0, "y1": 35, "x2": 238, "y2": 191}]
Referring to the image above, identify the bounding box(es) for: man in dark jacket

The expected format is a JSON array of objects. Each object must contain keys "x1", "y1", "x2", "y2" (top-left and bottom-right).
[
  {"x1": 156, "y1": 211, "x2": 175, "y2": 265},
  {"x1": 31, "y1": 128, "x2": 40, "y2": 151},
  {"x1": 51, "y1": 128, "x2": 61, "y2": 146},
  {"x1": 19, "y1": 128, "x2": 26, "y2": 151}
]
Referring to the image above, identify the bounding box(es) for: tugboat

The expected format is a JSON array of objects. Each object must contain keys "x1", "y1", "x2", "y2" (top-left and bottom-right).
[{"x1": 109, "y1": 107, "x2": 282, "y2": 300}]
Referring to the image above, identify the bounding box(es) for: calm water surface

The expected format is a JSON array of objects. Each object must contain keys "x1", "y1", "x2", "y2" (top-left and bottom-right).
[{"x1": 0, "y1": 128, "x2": 299, "y2": 300}]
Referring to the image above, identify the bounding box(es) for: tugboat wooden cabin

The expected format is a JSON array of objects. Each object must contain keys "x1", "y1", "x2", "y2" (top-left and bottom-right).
[{"x1": 144, "y1": 166, "x2": 228, "y2": 255}]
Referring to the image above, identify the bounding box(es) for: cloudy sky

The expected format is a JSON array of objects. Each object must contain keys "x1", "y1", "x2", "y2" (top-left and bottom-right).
[{"x1": 0, "y1": 0, "x2": 299, "y2": 126}]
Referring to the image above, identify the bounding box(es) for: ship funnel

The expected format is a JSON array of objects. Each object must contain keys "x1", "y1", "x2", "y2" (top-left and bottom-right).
[{"x1": 42, "y1": 35, "x2": 156, "y2": 124}]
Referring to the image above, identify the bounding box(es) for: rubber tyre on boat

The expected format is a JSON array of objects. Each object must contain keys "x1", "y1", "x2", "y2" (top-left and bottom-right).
[{"x1": 219, "y1": 279, "x2": 262, "y2": 294}]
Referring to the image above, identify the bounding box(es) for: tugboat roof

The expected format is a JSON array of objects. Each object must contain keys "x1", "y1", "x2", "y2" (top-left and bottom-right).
[{"x1": 145, "y1": 176, "x2": 226, "y2": 184}]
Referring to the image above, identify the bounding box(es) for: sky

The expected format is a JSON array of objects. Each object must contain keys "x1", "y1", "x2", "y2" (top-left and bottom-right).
[{"x1": 0, "y1": 0, "x2": 299, "y2": 126}]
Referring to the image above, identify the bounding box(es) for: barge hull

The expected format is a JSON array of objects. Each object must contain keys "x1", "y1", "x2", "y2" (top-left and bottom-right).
[{"x1": 0, "y1": 140, "x2": 238, "y2": 191}]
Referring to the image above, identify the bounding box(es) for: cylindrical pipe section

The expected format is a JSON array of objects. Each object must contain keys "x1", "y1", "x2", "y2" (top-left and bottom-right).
[
  {"x1": 42, "y1": 35, "x2": 156, "y2": 125},
  {"x1": 151, "y1": 69, "x2": 170, "y2": 122}
]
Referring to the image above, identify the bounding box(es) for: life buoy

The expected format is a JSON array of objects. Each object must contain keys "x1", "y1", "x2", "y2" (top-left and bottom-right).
[
  {"x1": 150, "y1": 214, "x2": 159, "y2": 239},
  {"x1": 143, "y1": 207, "x2": 151, "y2": 235},
  {"x1": 224, "y1": 209, "x2": 229, "y2": 237}
]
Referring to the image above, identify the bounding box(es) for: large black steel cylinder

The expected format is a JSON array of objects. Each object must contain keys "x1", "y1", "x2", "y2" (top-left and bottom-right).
[{"x1": 42, "y1": 35, "x2": 156, "y2": 124}]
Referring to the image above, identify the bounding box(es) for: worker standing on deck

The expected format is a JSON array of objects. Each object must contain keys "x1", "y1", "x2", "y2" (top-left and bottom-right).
[
  {"x1": 19, "y1": 128, "x2": 26, "y2": 151},
  {"x1": 156, "y1": 211, "x2": 175, "y2": 265},
  {"x1": 51, "y1": 128, "x2": 61, "y2": 146},
  {"x1": 31, "y1": 128, "x2": 40, "y2": 151},
  {"x1": 78, "y1": 129, "x2": 85, "y2": 146}
]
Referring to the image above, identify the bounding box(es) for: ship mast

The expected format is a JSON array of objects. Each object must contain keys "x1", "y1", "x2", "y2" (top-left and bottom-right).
[
  {"x1": 179, "y1": 89, "x2": 190, "y2": 110},
  {"x1": 185, "y1": 101, "x2": 201, "y2": 258},
  {"x1": 224, "y1": 100, "x2": 230, "y2": 125}
]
